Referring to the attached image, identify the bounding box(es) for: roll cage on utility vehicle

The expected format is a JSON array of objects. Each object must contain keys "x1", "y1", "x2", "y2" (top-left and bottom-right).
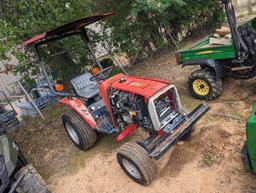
[
  {"x1": 176, "y1": 0, "x2": 256, "y2": 100},
  {"x1": 22, "y1": 12, "x2": 209, "y2": 185}
]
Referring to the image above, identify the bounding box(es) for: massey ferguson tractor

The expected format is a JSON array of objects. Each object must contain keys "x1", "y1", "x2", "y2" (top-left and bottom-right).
[{"x1": 22, "y1": 13, "x2": 209, "y2": 185}]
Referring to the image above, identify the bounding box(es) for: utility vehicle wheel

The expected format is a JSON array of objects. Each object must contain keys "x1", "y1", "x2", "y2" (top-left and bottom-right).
[
  {"x1": 15, "y1": 164, "x2": 50, "y2": 193},
  {"x1": 187, "y1": 69, "x2": 222, "y2": 100},
  {"x1": 241, "y1": 143, "x2": 252, "y2": 172},
  {"x1": 62, "y1": 110, "x2": 97, "y2": 150},
  {"x1": 116, "y1": 142, "x2": 157, "y2": 186}
]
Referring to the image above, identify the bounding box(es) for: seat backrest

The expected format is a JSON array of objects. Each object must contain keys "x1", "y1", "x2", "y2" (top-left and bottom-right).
[{"x1": 70, "y1": 73, "x2": 99, "y2": 98}]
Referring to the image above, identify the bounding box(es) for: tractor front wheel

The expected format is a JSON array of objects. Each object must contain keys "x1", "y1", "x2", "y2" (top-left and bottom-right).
[
  {"x1": 62, "y1": 110, "x2": 98, "y2": 151},
  {"x1": 187, "y1": 69, "x2": 222, "y2": 100},
  {"x1": 180, "y1": 108, "x2": 195, "y2": 141},
  {"x1": 180, "y1": 127, "x2": 193, "y2": 141},
  {"x1": 116, "y1": 142, "x2": 157, "y2": 186}
]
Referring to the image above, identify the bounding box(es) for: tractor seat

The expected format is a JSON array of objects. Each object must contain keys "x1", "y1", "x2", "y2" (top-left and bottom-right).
[{"x1": 70, "y1": 72, "x2": 99, "y2": 98}]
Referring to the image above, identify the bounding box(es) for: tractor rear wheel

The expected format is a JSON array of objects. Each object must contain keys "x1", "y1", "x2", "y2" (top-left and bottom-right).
[
  {"x1": 187, "y1": 69, "x2": 222, "y2": 100},
  {"x1": 116, "y1": 142, "x2": 157, "y2": 186},
  {"x1": 62, "y1": 110, "x2": 98, "y2": 150}
]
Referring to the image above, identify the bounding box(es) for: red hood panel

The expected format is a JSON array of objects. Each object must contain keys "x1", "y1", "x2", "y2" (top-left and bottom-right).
[{"x1": 109, "y1": 74, "x2": 169, "y2": 99}]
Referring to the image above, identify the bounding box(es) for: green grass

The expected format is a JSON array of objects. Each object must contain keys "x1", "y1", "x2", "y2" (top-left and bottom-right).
[
  {"x1": 43, "y1": 103, "x2": 69, "y2": 121},
  {"x1": 36, "y1": 163, "x2": 53, "y2": 181},
  {"x1": 199, "y1": 151, "x2": 215, "y2": 168},
  {"x1": 12, "y1": 103, "x2": 126, "y2": 181},
  {"x1": 63, "y1": 135, "x2": 116, "y2": 174}
]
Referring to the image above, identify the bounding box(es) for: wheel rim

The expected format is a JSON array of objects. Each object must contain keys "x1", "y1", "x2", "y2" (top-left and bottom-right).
[
  {"x1": 65, "y1": 122, "x2": 80, "y2": 145},
  {"x1": 122, "y1": 158, "x2": 142, "y2": 179},
  {"x1": 192, "y1": 79, "x2": 210, "y2": 96}
]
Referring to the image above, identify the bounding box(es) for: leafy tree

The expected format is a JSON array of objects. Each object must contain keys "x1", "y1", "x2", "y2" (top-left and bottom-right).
[
  {"x1": 0, "y1": 0, "x2": 224, "y2": 86},
  {"x1": 248, "y1": 0, "x2": 253, "y2": 14},
  {"x1": 0, "y1": 0, "x2": 92, "y2": 87},
  {"x1": 90, "y1": 0, "x2": 223, "y2": 62}
]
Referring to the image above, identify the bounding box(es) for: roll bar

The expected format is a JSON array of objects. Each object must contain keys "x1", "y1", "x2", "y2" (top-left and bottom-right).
[
  {"x1": 35, "y1": 28, "x2": 104, "y2": 97},
  {"x1": 23, "y1": 12, "x2": 116, "y2": 97},
  {"x1": 222, "y1": 0, "x2": 248, "y2": 58}
]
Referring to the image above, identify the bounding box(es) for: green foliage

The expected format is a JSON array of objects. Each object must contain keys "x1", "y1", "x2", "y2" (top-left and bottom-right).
[
  {"x1": 0, "y1": 0, "x2": 224, "y2": 84},
  {"x1": 0, "y1": 20, "x2": 17, "y2": 60},
  {"x1": 199, "y1": 151, "x2": 215, "y2": 167},
  {"x1": 90, "y1": 0, "x2": 223, "y2": 62},
  {"x1": 0, "y1": 0, "x2": 92, "y2": 86},
  {"x1": 131, "y1": 0, "x2": 185, "y2": 17}
]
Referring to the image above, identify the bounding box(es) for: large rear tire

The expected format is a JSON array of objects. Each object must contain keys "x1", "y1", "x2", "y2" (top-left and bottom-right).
[
  {"x1": 116, "y1": 142, "x2": 157, "y2": 186},
  {"x1": 187, "y1": 69, "x2": 222, "y2": 100},
  {"x1": 62, "y1": 110, "x2": 98, "y2": 151}
]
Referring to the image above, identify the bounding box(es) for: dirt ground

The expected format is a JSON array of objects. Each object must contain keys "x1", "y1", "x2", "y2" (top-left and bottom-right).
[{"x1": 11, "y1": 51, "x2": 256, "y2": 193}]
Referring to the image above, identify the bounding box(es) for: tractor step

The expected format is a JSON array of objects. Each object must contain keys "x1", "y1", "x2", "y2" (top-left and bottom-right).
[
  {"x1": 229, "y1": 66, "x2": 253, "y2": 71},
  {"x1": 138, "y1": 104, "x2": 209, "y2": 160}
]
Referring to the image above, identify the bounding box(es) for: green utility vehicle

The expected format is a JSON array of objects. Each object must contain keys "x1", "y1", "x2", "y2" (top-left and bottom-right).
[
  {"x1": 242, "y1": 106, "x2": 256, "y2": 174},
  {"x1": 176, "y1": 0, "x2": 256, "y2": 100},
  {"x1": 0, "y1": 126, "x2": 50, "y2": 193}
]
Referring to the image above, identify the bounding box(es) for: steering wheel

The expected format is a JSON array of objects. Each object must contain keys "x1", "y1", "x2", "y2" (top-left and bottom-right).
[{"x1": 90, "y1": 66, "x2": 113, "y2": 82}]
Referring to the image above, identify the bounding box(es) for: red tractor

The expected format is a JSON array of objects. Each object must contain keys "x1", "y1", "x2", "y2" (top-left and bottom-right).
[{"x1": 23, "y1": 13, "x2": 209, "y2": 185}]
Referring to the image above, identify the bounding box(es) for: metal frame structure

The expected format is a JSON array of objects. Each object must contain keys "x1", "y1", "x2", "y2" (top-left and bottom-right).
[
  {"x1": 23, "y1": 12, "x2": 116, "y2": 98},
  {"x1": 6, "y1": 81, "x2": 46, "y2": 120},
  {"x1": 222, "y1": 0, "x2": 248, "y2": 59},
  {"x1": 0, "y1": 90, "x2": 20, "y2": 130},
  {"x1": 22, "y1": 12, "x2": 209, "y2": 185}
]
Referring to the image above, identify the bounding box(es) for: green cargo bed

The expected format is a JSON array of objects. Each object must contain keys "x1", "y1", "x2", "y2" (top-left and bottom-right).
[{"x1": 179, "y1": 36, "x2": 236, "y2": 63}]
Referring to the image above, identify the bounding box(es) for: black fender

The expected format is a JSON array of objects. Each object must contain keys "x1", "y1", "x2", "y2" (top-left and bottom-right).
[{"x1": 182, "y1": 58, "x2": 224, "y2": 78}]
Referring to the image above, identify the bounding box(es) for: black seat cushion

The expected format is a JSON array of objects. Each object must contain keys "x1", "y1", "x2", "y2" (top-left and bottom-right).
[{"x1": 70, "y1": 73, "x2": 99, "y2": 98}]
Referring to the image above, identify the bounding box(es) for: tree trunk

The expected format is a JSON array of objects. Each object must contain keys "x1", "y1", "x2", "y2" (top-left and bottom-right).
[{"x1": 248, "y1": 0, "x2": 253, "y2": 15}]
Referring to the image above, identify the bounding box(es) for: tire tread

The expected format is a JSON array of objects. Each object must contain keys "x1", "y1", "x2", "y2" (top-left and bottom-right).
[
  {"x1": 62, "y1": 110, "x2": 97, "y2": 150},
  {"x1": 187, "y1": 68, "x2": 222, "y2": 100},
  {"x1": 117, "y1": 142, "x2": 157, "y2": 186}
]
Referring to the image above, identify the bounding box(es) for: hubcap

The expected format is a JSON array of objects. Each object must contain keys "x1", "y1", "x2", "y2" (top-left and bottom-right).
[
  {"x1": 65, "y1": 122, "x2": 80, "y2": 145},
  {"x1": 192, "y1": 79, "x2": 210, "y2": 96},
  {"x1": 122, "y1": 158, "x2": 142, "y2": 179}
]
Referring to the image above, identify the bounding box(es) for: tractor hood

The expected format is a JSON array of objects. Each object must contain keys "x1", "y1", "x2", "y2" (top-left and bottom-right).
[{"x1": 106, "y1": 73, "x2": 169, "y2": 100}]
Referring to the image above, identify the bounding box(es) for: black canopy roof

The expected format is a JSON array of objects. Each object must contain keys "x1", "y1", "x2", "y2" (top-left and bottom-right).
[{"x1": 23, "y1": 12, "x2": 115, "y2": 46}]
